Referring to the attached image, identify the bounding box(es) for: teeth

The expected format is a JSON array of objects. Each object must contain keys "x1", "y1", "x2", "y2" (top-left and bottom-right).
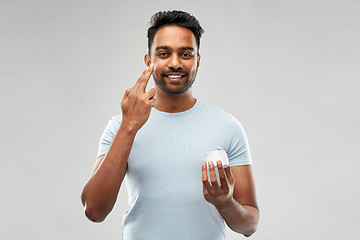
[{"x1": 167, "y1": 75, "x2": 183, "y2": 78}]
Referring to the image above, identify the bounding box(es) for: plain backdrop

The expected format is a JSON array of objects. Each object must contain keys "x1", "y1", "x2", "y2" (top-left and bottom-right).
[{"x1": 1, "y1": 0, "x2": 359, "y2": 239}]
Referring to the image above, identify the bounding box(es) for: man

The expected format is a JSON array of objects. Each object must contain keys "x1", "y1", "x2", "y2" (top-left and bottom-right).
[{"x1": 81, "y1": 10, "x2": 259, "y2": 239}]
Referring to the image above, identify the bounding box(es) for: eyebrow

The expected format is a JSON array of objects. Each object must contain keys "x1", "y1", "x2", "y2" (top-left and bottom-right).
[
  {"x1": 181, "y1": 47, "x2": 195, "y2": 51},
  {"x1": 155, "y1": 46, "x2": 195, "y2": 52}
]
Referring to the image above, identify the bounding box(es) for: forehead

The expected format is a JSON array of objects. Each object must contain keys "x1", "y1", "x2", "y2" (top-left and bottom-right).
[{"x1": 151, "y1": 25, "x2": 197, "y2": 52}]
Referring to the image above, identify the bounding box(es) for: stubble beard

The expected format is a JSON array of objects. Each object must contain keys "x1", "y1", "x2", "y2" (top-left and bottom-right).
[{"x1": 152, "y1": 69, "x2": 198, "y2": 95}]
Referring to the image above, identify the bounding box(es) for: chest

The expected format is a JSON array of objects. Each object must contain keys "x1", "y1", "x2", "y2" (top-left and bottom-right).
[{"x1": 127, "y1": 117, "x2": 229, "y2": 187}]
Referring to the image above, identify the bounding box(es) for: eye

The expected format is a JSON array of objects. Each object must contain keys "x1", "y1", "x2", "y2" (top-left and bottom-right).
[
  {"x1": 157, "y1": 52, "x2": 168, "y2": 57},
  {"x1": 182, "y1": 53, "x2": 193, "y2": 58}
]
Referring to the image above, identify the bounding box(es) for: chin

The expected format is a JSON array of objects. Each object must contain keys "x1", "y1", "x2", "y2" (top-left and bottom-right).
[
  {"x1": 154, "y1": 75, "x2": 195, "y2": 95},
  {"x1": 159, "y1": 82, "x2": 194, "y2": 95}
]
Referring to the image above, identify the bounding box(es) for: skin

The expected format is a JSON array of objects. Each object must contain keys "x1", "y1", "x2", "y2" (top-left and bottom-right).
[
  {"x1": 81, "y1": 64, "x2": 156, "y2": 222},
  {"x1": 145, "y1": 25, "x2": 200, "y2": 113},
  {"x1": 202, "y1": 161, "x2": 259, "y2": 237},
  {"x1": 81, "y1": 25, "x2": 259, "y2": 237}
]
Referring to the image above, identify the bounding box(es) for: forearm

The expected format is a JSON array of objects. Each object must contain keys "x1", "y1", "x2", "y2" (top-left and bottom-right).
[
  {"x1": 216, "y1": 197, "x2": 259, "y2": 237},
  {"x1": 81, "y1": 124, "x2": 137, "y2": 222}
]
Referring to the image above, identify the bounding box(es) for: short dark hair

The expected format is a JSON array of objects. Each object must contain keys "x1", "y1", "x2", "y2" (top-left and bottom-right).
[{"x1": 147, "y1": 10, "x2": 204, "y2": 54}]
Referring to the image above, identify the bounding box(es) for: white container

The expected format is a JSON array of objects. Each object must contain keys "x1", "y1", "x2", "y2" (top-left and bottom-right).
[{"x1": 205, "y1": 150, "x2": 229, "y2": 168}]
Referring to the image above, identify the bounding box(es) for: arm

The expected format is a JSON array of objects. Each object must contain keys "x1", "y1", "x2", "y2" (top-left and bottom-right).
[
  {"x1": 202, "y1": 161, "x2": 259, "y2": 237},
  {"x1": 81, "y1": 64, "x2": 156, "y2": 222}
]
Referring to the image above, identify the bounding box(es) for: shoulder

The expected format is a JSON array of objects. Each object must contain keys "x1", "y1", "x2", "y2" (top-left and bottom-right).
[
  {"x1": 109, "y1": 114, "x2": 122, "y2": 124},
  {"x1": 197, "y1": 100, "x2": 247, "y2": 138},
  {"x1": 102, "y1": 114, "x2": 122, "y2": 136},
  {"x1": 197, "y1": 99, "x2": 237, "y2": 123}
]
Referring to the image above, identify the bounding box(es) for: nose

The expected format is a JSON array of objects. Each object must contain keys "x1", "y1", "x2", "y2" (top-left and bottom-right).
[{"x1": 167, "y1": 54, "x2": 182, "y2": 70}]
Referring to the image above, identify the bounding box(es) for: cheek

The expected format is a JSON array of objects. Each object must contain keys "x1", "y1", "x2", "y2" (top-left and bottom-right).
[
  {"x1": 189, "y1": 63, "x2": 197, "y2": 73},
  {"x1": 153, "y1": 65, "x2": 164, "y2": 79},
  {"x1": 153, "y1": 65, "x2": 161, "y2": 76},
  {"x1": 153, "y1": 60, "x2": 165, "y2": 71}
]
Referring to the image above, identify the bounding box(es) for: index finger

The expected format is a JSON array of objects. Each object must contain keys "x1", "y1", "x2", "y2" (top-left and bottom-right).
[{"x1": 135, "y1": 63, "x2": 155, "y2": 93}]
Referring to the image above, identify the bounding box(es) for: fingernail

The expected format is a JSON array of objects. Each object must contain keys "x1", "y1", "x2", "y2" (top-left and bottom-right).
[
  {"x1": 202, "y1": 162, "x2": 206, "y2": 168},
  {"x1": 209, "y1": 161, "x2": 214, "y2": 169}
]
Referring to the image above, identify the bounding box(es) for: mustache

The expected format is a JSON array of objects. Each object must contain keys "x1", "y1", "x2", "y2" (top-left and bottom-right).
[{"x1": 161, "y1": 69, "x2": 187, "y2": 76}]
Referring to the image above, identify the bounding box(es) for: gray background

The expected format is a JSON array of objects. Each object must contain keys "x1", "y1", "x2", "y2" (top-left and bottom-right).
[{"x1": 1, "y1": 0, "x2": 359, "y2": 239}]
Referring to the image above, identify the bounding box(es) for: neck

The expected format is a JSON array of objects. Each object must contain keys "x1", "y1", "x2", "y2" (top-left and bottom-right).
[{"x1": 153, "y1": 88, "x2": 196, "y2": 113}]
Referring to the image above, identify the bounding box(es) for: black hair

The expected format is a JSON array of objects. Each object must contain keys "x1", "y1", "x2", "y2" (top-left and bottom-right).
[{"x1": 147, "y1": 10, "x2": 204, "y2": 54}]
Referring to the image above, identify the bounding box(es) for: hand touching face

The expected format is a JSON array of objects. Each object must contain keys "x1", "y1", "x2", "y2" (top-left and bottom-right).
[{"x1": 121, "y1": 64, "x2": 156, "y2": 131}]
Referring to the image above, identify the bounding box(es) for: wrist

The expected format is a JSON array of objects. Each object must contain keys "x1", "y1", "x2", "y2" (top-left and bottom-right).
[
  {"x1": 119, "y1": 121, "x2": 139, "y2": 136},
  {"x1": 215, "y1": 197, "x2": 238, "y2": 213}
]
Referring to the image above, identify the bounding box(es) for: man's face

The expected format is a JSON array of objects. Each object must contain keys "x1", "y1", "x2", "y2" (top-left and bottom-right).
[{"x1": 148, "y1": 25, "x2": 200, "y2": 95}]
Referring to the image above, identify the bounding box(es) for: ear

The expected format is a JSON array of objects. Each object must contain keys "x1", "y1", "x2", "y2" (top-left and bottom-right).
[
  {"x1": 197, "y1": 53, "x2": 201, "y2": 68},
  {"x1": 144, "y1": 54, "x2": 151, "y2": 67}
]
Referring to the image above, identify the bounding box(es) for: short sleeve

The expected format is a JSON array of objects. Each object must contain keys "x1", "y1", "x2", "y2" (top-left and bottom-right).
[
  {"x1": 227, "y1": 115, "x2": 252, "y2": 167},
  {"x1": 97, "y1": 115, "x2": 122, "y2": 158}
]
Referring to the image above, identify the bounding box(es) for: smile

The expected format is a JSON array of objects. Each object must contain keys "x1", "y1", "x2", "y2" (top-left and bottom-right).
[{"x1": 167, "y1": 75, "x2": 184, "y2": 79}]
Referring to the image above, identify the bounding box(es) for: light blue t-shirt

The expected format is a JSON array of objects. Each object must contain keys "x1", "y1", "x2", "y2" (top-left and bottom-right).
[{"x1": 98, "y1": 99, "x2": 252, "y2": 240}]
